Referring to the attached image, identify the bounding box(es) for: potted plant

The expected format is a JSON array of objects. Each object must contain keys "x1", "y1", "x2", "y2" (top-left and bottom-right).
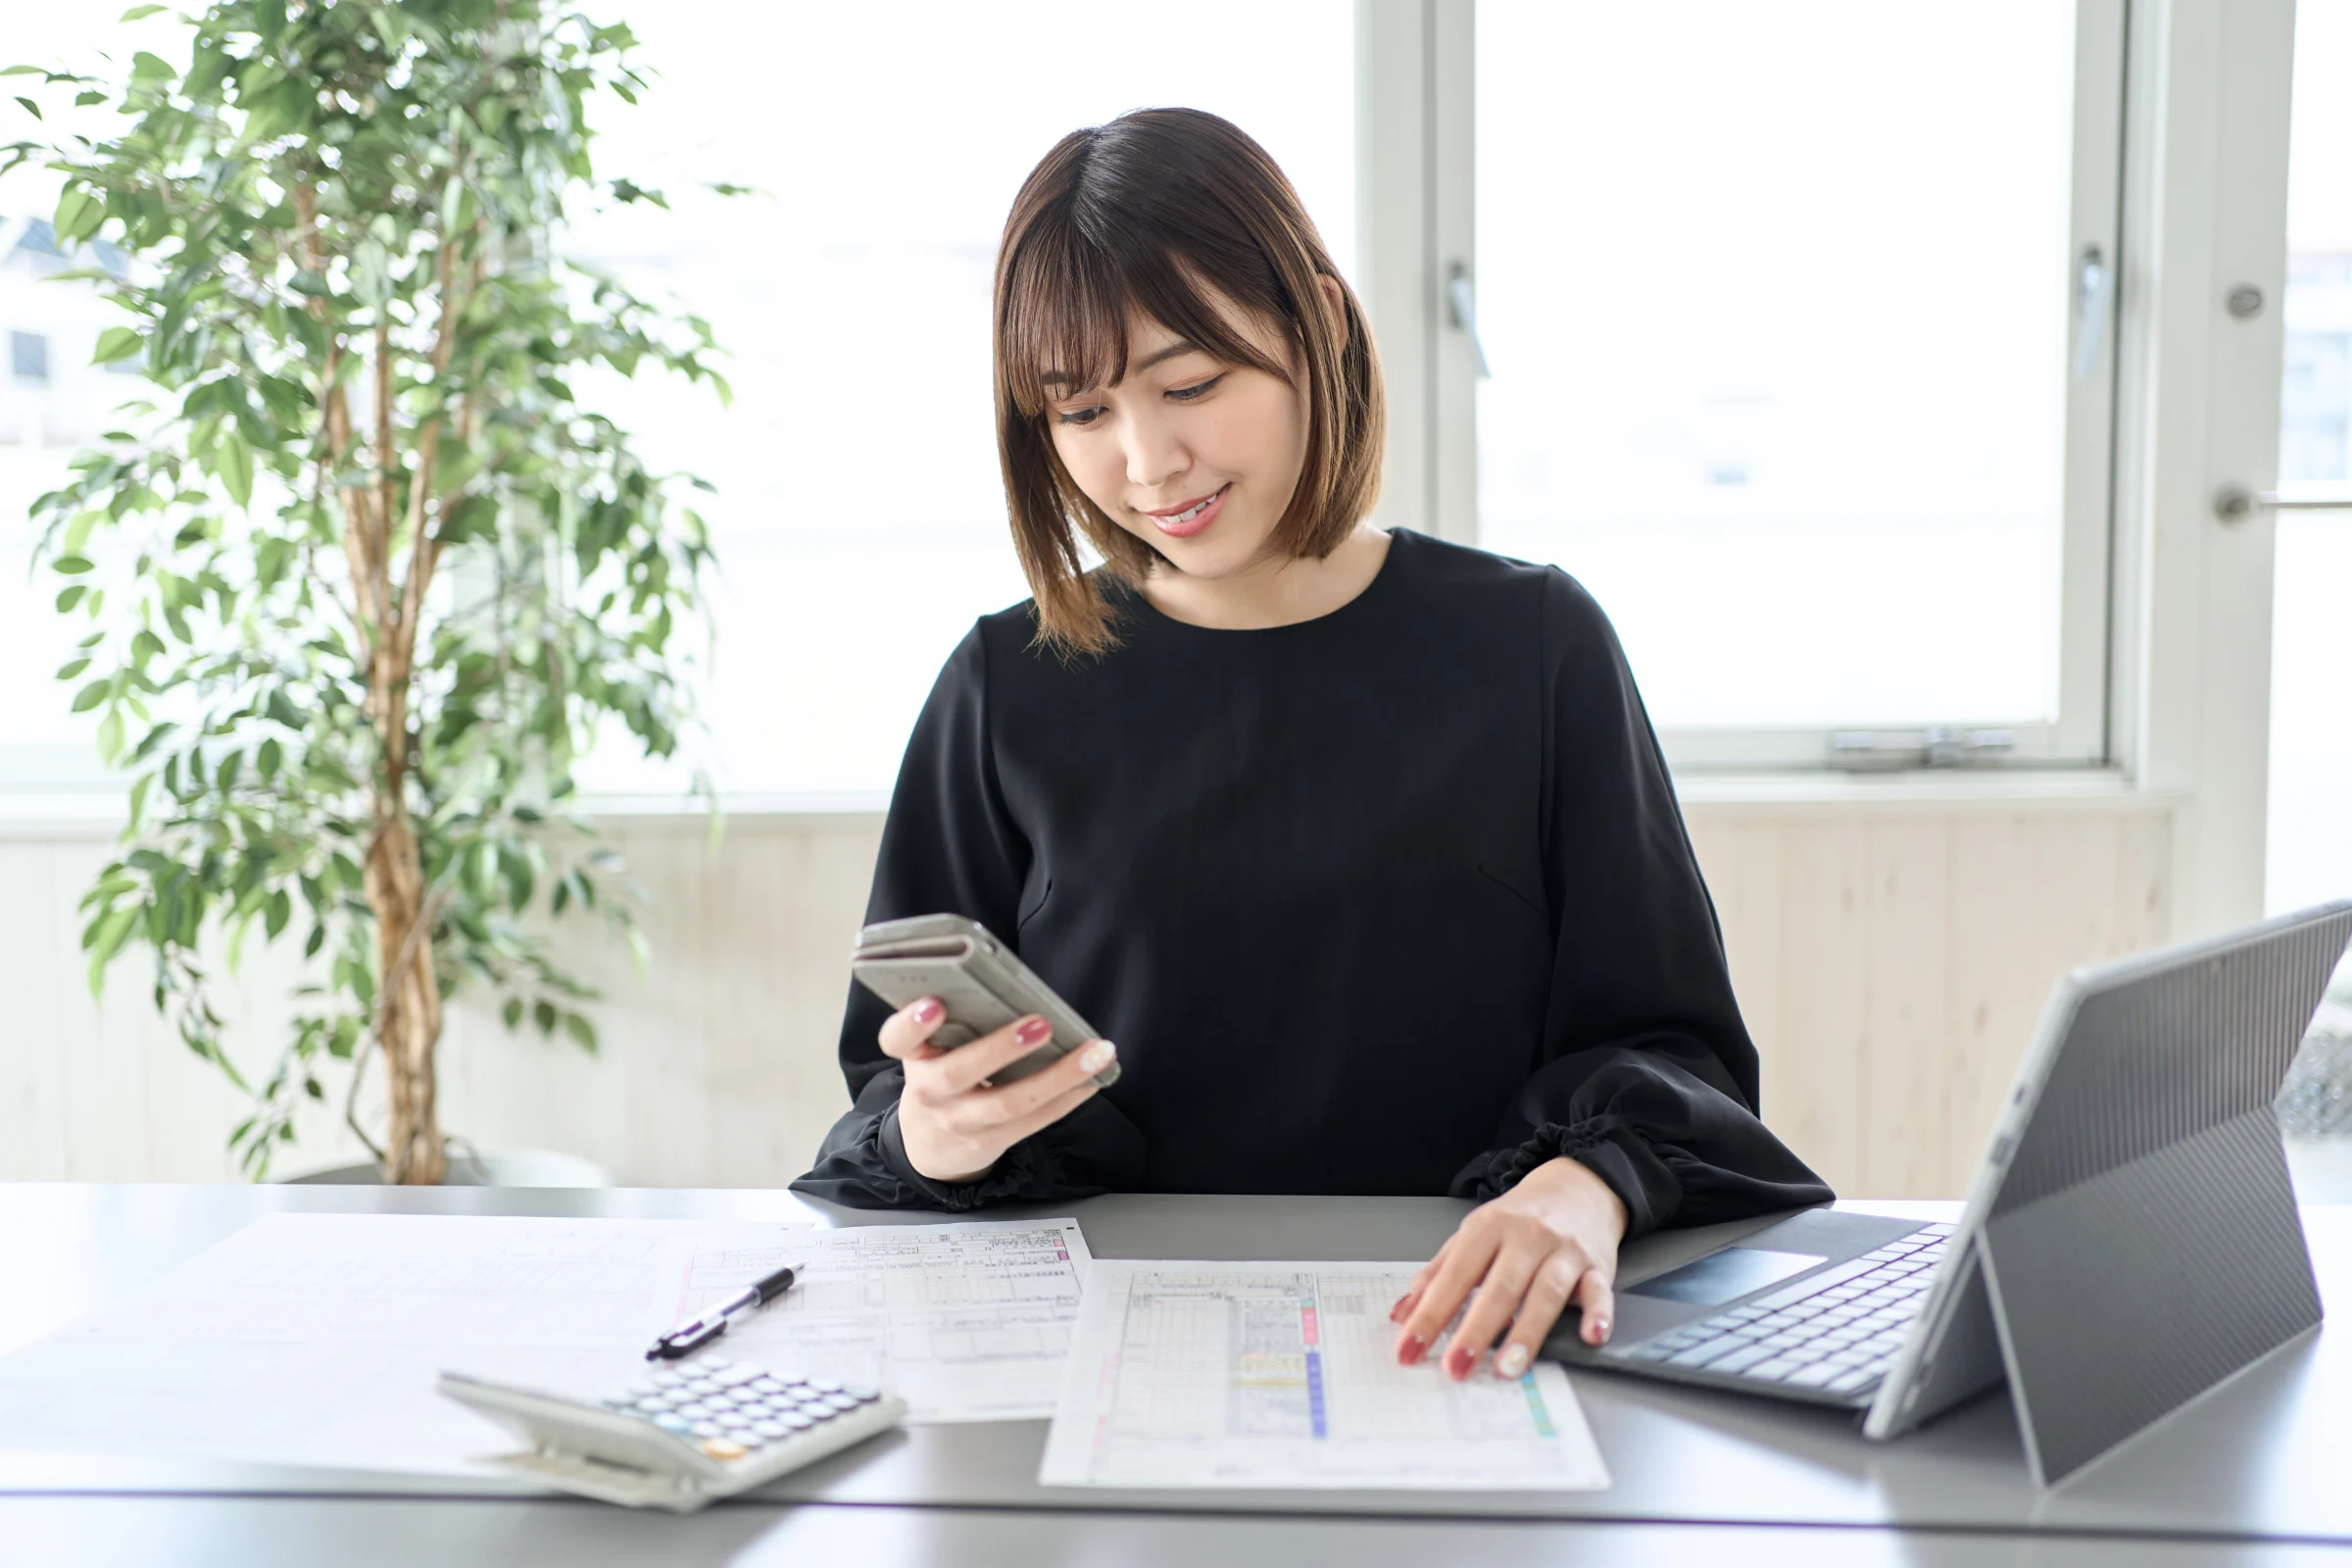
[{"x1": 3, "y1": 0, "x2": 728, "y2": 1182}]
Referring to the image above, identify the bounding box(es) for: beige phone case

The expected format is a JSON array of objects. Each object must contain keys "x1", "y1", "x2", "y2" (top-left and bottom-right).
[{"x1": 852, "y1": 914, "x2": 1119, "y2": 1088}]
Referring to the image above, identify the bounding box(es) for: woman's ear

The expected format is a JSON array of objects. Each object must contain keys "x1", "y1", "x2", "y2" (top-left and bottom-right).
[{"x1": 1314, "y1": 272, "x2": 1349, "y2": 354}]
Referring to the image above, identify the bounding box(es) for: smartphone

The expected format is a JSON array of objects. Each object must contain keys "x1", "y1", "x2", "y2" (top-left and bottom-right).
[{"x1": 851, "y1": 914, "x2": 1120, "y2": 1089}]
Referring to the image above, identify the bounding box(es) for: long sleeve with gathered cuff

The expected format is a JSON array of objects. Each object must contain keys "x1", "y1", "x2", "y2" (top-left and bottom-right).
[{"x1": 791, "y1": 529, "x2": 1832, "y2": 1235}]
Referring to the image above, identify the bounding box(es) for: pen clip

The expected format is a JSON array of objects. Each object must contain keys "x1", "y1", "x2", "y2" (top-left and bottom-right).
[{"x1": 646, "y1": 1316, "x2": 725, "y2": 1361}]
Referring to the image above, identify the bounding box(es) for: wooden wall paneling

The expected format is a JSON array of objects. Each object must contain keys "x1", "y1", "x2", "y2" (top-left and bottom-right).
[
  {"x1": 0, "y1": 803, "x2": 2176, "y2": 1194},
  {"x1": 2119, "y1": 810, "x2": 2174, "y2": 949},
  {"x1": 0, "y1": 843, "x2": 68, "y2": 1180},
  {"x1": 750, "y1": 817, "x2": 880, "y2": 1181},
  {"x1": 1769, "y1": 821, "x2": 1873, "y2": 1196},
  {"x1": 1683, "y1": 814, "x2": 1788, "y2": 1120},
  {"x1": 607, "y1": 819, "x2": 718, "y2": 1187},
  {"x1": 1939, "y1": 813, "x2": 2124, "y2": 1195},
  {"x1": 56, "y1": 839, "x2": 159, "y2": 1180},
  {"x1": 1860, "y1": 818, "x2": 1952, "y2": 1199},
  {"x1": 701, "y1": 821, "x2": 808, "y2": 1187},
  {"x1": 1944, "y1": 815, "x2": 2039, "y2": 1195}
]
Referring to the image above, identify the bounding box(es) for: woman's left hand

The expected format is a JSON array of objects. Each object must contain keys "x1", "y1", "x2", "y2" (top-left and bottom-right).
[{"x1": 1392, "y1": 1155, "x2": 1630, "y2": 1381}]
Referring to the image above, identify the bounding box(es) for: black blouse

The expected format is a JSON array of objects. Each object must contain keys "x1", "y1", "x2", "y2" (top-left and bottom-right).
[{"x1": 793, "y1": 529, "x2": 1832, "y2": 1235}]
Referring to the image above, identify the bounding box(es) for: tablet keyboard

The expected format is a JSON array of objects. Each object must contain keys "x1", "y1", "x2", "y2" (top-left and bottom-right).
[{"x1": 1618, "y1": 1224, "x2": 1956, "y2": 1397}]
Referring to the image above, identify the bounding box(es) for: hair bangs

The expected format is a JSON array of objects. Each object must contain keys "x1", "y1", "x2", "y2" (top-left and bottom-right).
[{"x1": 1001, "y1": 208, "x2": 1291, "y2": 419}]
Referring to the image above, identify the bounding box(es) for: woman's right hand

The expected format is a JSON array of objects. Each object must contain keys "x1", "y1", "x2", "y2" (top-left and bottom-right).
[{"x1": 879, "y1": 998, "x2": 1117, "y2": 1185}]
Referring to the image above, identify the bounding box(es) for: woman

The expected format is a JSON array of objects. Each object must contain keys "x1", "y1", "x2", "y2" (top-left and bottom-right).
[{"x1": 795, "y1": 108, "x2": 1831, "y2": 1383}]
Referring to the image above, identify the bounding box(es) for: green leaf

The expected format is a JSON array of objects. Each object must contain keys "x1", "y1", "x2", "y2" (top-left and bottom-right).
[
  {"x1": 265, "y1": 889, "x2": 291, "y2": 939},
  {"x1": 503, "y1": 996, "x2": 524, "y2": 1030},
  {"x1": 436, "y1": 493, "x2": 498, "y2": 543},
  {"x1": 121, "y1": 4, "x2": 171, "y2": 19},
  {"x1": 84, "y1": 906, "x2": 138, "y2": 996},
  {"x1": 71, "y1": 679, "x2": 109, "y2": 713},
  {"x1": 563, "y1": 1012, "x2": 598, "y2": 1054},
  {"x1": 56, "y1": 584, "x2": 86, "y2": 612},
  {"x1": 55, "y1": 657, "x2": 89, "y2": 680},
  {"x1": 13, "y1": 96, "x2": 40, "y2": 122},
  {"x1": 533, "y1": 1000, "x2": 558, "y2": 1036},
  {"x1": 91, "y1": 326, "x2": 143, "y2": 366},
  {"x1": 217, "y1": 428, "x2": 253, "y2": 507},
  {"x1": 255, "y1": 0, "x2": 285, "y2": 45},
  {"x1": 96, "y1": 710, "x2": 122, "y2": 762},
  {"x1": 53, "y1": 556, "x2": 94, "y2": 574},
  {"x1": 51, "y1": 186, "x2": 100, "y2": 244}
]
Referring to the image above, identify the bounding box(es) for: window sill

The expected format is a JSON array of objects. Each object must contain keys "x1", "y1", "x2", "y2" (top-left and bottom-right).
[
  {"x1": 1672, "y1": 767, "x2": 2183, "y2": 814},
  {"x1": 0, "y1": 770, "x2": 2184, "y2": 838}
]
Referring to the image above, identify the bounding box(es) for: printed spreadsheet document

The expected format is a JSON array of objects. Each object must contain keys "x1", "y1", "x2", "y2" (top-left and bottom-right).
[
  {"x1": 655, "y1": 1216, "x2": 1092, "y2": 1423},
  {"x1": 1038, "y1": 1260, "x2": 1609, "y2": 1490}
]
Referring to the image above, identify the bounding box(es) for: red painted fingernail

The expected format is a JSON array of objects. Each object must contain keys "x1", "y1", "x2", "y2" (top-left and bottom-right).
[
  {"x1": 910, "y1": 998, "x2": 943, "y2": 1024},
  {"x1": 1016, "y1": 1016, "x2": 1052, "y2": 1046},
  {"x1": 1591, "y1": 1317, "x2": 1612, "y2": 1344},
  {"x1": 1389, "y1": 1293, "x2": 1417, "y2": 1325},
  {"x1": 1445, "y1": 1346, "x2": 1475, "y2": 1380},
  {"x1": 1396, "y1": 1334, "x2": 1426, "y2": 1365}
]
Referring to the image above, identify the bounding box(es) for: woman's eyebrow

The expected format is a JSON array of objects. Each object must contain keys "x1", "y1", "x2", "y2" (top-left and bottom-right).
[{"x1": 1039, "y1": 338, "x2": 1205, "y2": 389}]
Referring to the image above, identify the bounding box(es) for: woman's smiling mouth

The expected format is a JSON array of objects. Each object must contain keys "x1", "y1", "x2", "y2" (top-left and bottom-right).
[{"x1": 1144, "y1": 483, "x2": 1231, "y2": 539}]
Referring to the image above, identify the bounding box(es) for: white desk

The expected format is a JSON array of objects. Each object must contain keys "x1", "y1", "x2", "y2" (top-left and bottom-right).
[{"x1": 4, "y1": 1184, "x2": 2347, "y2": 1566}]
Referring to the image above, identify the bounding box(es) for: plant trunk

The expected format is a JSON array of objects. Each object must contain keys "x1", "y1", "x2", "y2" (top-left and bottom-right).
[{"x1": 368, "y1": 808, "x2": 445, "y2": 1185}]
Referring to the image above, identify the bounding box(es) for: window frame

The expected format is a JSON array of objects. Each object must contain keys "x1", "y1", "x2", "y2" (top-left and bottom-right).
[{"x1": 1358, "y1": 0, "x2": 2131, "y2": 774}]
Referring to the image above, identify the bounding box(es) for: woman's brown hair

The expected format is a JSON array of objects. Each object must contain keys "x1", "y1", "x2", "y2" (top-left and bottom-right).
[{"x1": 994, "y1": 108, "x2": 1384, "y2": 656}]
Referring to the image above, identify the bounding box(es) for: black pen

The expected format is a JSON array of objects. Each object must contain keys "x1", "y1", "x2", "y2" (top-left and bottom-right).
[{"x1": 646, "y1": 1261, "x2": 808, "y2": 1360}]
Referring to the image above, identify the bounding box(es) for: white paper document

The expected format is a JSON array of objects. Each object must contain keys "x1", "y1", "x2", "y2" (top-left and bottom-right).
[
  {"x1": 1039, "y1": 1261, "x2": 1610, "y2": 1491},
  {"x1": 0, "y1": 1211, "x2": 1091, "y2": 1477},
  {"x1": 0, "y1": 1212, "x2": 802, "y2": 1477},
  {"x1": 659, "y1": 1217, "x2": 1092, "y2": 1423}
]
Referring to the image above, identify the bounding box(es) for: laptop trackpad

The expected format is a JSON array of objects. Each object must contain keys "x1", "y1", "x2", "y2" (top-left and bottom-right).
[{"x1": 1627, "y1": 1248, "x2": 1828, "y2": 1306}]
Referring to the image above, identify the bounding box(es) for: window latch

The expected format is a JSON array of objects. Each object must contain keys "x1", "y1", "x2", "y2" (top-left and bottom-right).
[
  {"x1": 1446, "y1": 261, "x2": 1492, "y2": 379},
  {"x1": 2073, "y1": 244, "x2": 2111, "y2": 381},
  {"x1": 1830, "y1": 727, "x2": 2016, "y2": 770}
]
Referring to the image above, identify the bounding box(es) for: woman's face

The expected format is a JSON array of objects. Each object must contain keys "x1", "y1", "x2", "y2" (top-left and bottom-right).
[{"x1": 1044, "y1": 292, "x2": 1310, "y2": 581}]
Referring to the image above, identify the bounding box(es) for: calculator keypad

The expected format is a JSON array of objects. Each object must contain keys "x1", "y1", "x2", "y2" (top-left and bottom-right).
[{"x1": 602, "y1": 1357, "x2": 883, "y2": 1461}]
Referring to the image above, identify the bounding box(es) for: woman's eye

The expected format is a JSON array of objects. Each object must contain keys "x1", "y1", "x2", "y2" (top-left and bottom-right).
[
  {"x1": 1055, "y1": 406, "x2": 1103, "y2": 427},
  {"x1": 1165, "y1": 373, "x2": 1225, "y2": 403}
]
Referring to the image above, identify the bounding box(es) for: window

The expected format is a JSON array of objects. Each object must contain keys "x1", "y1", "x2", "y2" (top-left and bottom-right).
[
  {"x1": 564, "y1": 1, "x2": 1356, "y2": 801},
  {"x1": 0, "y1": 4, "x2": 1356, "y2": 803},
  {"x1": 0, "y1": 10, "x2": 181, "y2": 793},
  {"x1": 2279, "y1": 317, "x2": 2350, "y2": 483},
  {"x1": 8, "y1": 331, "x2": 46, "y2": 382},
  {"x1": 0, "y1": 2, "x2": 2212, "y2": 801},
  {"x1": 2266, "y1": 0, "x2": 2352, "y2": 916},
  {"x1": 1371, "y1": 1, "x2": 2126, "y2": 772}
]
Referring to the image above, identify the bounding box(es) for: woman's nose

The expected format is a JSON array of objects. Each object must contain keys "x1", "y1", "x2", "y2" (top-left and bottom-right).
[{"x1": 1121, "y1": 414, "x2": 1187, "y2": 492}]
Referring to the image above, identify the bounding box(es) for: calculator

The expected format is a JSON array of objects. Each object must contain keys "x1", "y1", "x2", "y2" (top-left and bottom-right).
[{"x1": 437, "y1": 1356, "x2": 907, "y2": 1512}]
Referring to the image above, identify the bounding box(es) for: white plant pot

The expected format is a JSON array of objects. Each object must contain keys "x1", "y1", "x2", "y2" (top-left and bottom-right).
[{"x1": 279, "y1": 1147, "x2": 612, "y2": 1187}]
